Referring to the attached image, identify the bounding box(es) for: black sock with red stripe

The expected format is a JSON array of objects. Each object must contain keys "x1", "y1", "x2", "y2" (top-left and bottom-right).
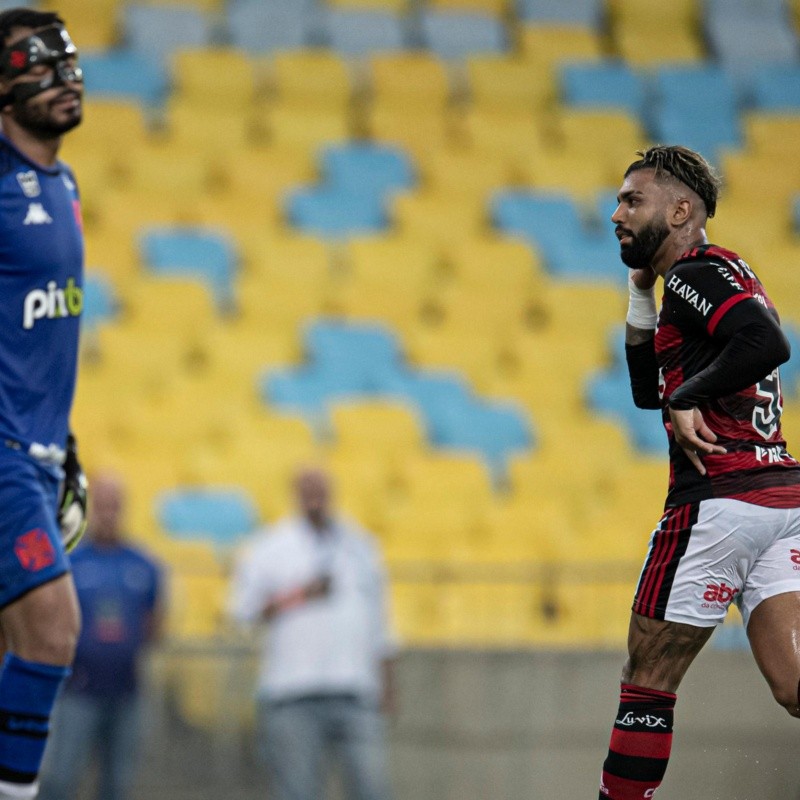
[{"x1": 599, "y1": 683, "x2": 676, "y2": 799}]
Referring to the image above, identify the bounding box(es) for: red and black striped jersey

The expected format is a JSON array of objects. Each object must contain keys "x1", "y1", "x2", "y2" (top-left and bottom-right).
[{"x1": 655, "y1": 244, "x2": 800, "y2": 508}]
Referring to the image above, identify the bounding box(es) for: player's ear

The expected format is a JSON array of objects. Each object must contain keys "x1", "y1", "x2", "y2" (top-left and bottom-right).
[{"x1": 671, "y1": 197, "x2": 692, "y2": 226}]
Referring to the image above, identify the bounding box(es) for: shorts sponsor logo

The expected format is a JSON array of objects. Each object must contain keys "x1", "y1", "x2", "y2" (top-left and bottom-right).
[
  {"x1": 702, "y1": 581, "x2": 739, "y2": 610},
  {"x1": 790, "y1": 549, "x2": 800, "y2": 570},
  {"x1": 14, "y1": 528, "x2": 56, "y2": 571},
  {"x1": 23, "y1": 278, "x2": 83, "y2": 329},
  {"x1": 615, "y1": 712, "x2": 668, "y2": 729}
]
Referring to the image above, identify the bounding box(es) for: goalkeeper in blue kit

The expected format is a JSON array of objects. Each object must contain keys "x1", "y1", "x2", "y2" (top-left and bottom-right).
[{"x1": 0, "y1": 8, "x2": 88, "y2": 799}]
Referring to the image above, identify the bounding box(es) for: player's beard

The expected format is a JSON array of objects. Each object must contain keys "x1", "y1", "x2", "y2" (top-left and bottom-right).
[
  {"x1": 11, "y1": 92, "x2": 82, "y2": 139},
  {"x1": 619, "y1": 217, "x2": 670, "y2": 271}
]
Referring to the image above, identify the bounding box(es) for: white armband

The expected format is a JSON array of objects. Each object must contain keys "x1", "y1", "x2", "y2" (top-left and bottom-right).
[{"x1": 626, "y1": 272, "x2": 658, "y2": 329}]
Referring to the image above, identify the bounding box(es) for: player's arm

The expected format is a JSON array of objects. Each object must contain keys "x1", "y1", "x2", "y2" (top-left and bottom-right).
[
  {"x1": 58, "y1": 432, "x2": 88, "y2": 552},
  {"x1": 624, "y1": 268, "x2": 661, "y2": 409},
  {"x1": 668, "y1": 299, "x2": 790, "y2": 409}
]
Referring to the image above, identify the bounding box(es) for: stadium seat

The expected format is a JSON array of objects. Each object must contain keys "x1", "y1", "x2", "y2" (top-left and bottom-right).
[
  {"x1": 157, "y1": 488, "x2": 259, "y2": 545},
  {"x1": 368, "y1": 52, "x2": 451, "y2": 109},
  {"x1": 43, "y1": 0, "x2": 119, "y2": 49},
  {"x1": 517, "y1": 24, "x2": 603, "y2": 66},
  {"x1": 227, "y1": 0, "x2": 321, "y2": 53},
  {"x1": 269, "y1": 50, "x2": 352, "y2": 110},
  {"x1": 750, "y1": 64, "x2": 800, "y2": 110},
  {"x1": 491, "y1": 190, "x2": 623, "y2": 284},
  {"x1": 303, "y1": 319, "x2": 404, "y2": 373},
  {"x1": 170, "y1": 48, "x2": 259, "y2": 110},
  {"x1": 559, "y1": 61, "x2": 647, "y2": 119},
  {"x1": 320, "y1": 143, "x2": 416, "y2": 198},
  {"x1": 320, "y1": 8, "x2": 408, "y2": 54},
  {"x1": 80, "y1": 50, "x2": 169, "y2": 107},
  {"x1": 82, "y1": 271, "x2": 119, "y2": 331},
  {"x1": 341, "y1": 235, "x2": 439, "y2": 293},
  {"x1": 465, "y1": 55, "x2": 554, "y2": 112},
  {"x1": 266, "y1": 104, "x2": 352, "y2": 150},
  {"x1": 365, "y1": 105, "x2": 452, "y2": 161},
  {"x1": 461, "y1": 107, "x2": 547, "y2": 164},
  {"x1": 122, "y1": 4, "x2": 214, "y2": 65},
  {"x1": 419, "y1": 9, "x2": 508, "y2": 59},
  {"x1": 329, "y1": 399, "x2": 426, "y2": 457},
  {"x1": 391, "y1": 191, "x2": 488, "y2": 246},
  {"x1": 516, "y1": 0, "x2": 602, "y2": 25},
  {"x1": 164, "y1": 101, "x2": 256, "y2": 153},
  {"x1": 285, "y1": 187, "x2": 389, "y2": 239},
  {"x1": 420, "y1": 148, "x2": 511, "y2": 201}
]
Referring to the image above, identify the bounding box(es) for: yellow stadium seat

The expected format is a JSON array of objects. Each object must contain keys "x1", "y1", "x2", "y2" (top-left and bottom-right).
[
  {"x1": 720, "y1": 151, "x2": 800, "y2": 209},
  {"x1": 268, "y1": 50, "x2": 353, "y2": 109},
  {"x1": 405, "y1": 328, "x2": 498, "y2": 390},
  {"x1": 41, "y1": 0, "x2": 119, "y2": 48},
  {"x1": 391, "y1": 581, "x2": 449, "y2": 643},
  {"x1": 171, "y1": 48, "x2": 259, "y2": 109},
  {"x1": 167, "y1": 570, "x2": 229, "y2": 640},
  {"x1": 607, "y1": 0, "x2": 698, "y2": 30},
  {"x1": 466, "y1": 55, "x2": 555, "y2": 112},
  {"x1": 163, "y1": 100, "x2": 259, "y2": 153},
  {"x1": 461, "y1": 108, "x2": 548, "y2": 164},
  {"x1": 428, "y1": 0, "x2": 507, "y2": 11},
  {"x1": 341, "y1": 235, "x2": 441, "y2": 293},
  {"x1": 708, "y1": 198, "x2": 793, "y2": 255},
  {"x1": 121, "y1": 141, "x2": 221, "y2": 197},
  {"x1": 418, "y1": 147, "x2": 512, "y2": 201},
  {"x1": 394, "y1": 452, "x2": 495, "y2": 515},
  {"x1": 217, "y1": 145, "x2": 317, "y2": 203},
  {"x1": 365, "y1": 104, "x2": 452, "y2": 161},
  {"x1": 613, "y1": 29, "x2": 703, "y2": 65},
  {"x1": 368, "y1": 52, "x2": 451, "y2": 110},
  {"x1": 83, "y1": 226, "x2": 139, "y2": 280},
  {"x1": 742, "y1": 113, "x2": 800, "y2": 158},
  {"x1": 327, "y1": 282, "x2": 432, "y2": 333},
  {"x1": 330, "y1": 400, "x2": 427, "y2": 456},
  {"x1": 391, "y1": 191, "x2": 489, "y2": 247},
  {"x1": 517, "y1": 25, "x2": 604, "y2": 68},
  {"x1": 430, "y1": 284, "x2": 539, "y2": 338},
  {"x1": 265, "y1": 103, "x2": 352, "y2": 150},
  {"x1": 554, "y1": 109, "x2": 648, "y2": 180},
  {"x1": 516, "y1": 147, "x2": 617, "y2": 197},
  {"x1": 443, "y1": 235, "x2": 545, "y2": 292}
]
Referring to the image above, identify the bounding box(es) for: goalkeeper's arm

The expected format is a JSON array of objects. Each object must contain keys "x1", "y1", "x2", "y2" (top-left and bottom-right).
[{"x1": 58, "y1": 433, "x2": 88, "y2": 552}]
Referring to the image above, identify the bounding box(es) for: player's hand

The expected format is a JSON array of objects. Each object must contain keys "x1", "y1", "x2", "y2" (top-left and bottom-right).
[
  {"x1": 630, "y1": 267, "x2": 657, "y2": 291},
  {"x1": 668, "y1": 407, "x2": 727, "y2": 475},
  {"x1": 57, "y1": 434, "x2": 88, "y2": 552}
]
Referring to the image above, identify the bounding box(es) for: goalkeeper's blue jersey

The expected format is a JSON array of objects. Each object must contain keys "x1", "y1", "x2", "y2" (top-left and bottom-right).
[{"x1": 0, "y1": 135, "x2": 82, "y2": 464}]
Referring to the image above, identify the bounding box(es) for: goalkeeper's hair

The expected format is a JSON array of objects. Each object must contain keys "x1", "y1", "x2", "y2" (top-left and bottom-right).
[
  {"x1": 0, "y1": 8, "x2": 65, "y2": 47},
  {"x1": 625, "y1": 145, "x2": 722, "y2": 218}
]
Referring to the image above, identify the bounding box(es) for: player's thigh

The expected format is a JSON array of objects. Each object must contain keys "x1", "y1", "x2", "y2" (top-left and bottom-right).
[
  {"x1": 624, "y1": 612, "x2": 714, "y2": 692},
  {"x1": 747, "y1": 591, "x2": 800, "y2": 712}
]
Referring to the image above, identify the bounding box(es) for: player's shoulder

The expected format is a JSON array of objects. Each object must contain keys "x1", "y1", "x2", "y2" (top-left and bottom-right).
[{"x1": 0, "y1": 137, "x2": 27, "y2": 181}]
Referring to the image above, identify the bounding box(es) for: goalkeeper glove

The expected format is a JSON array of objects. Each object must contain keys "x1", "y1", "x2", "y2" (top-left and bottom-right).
[{"x1": 58, "y1": 434, "x2": 88, "y2": 553}]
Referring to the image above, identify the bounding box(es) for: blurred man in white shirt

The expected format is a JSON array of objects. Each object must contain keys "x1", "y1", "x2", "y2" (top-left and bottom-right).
[{"x1": 228, "y1": 466, "x2": 396, "y2": 800}]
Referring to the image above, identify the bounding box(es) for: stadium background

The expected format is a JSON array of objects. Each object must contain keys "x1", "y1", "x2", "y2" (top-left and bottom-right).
[{"x1": 20, "y1": 0, "x2": 800, "y2": 796}]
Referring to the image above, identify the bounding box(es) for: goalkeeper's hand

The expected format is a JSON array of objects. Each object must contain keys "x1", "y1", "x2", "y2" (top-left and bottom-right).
[{"x1": 58, "y1": 434, "x2": 88, "y2": 553}]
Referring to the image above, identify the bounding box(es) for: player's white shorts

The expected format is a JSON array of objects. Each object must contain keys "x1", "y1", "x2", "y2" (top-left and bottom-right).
[{"x1": 633, "y1": 498, "x2": 800, "y2": 629}]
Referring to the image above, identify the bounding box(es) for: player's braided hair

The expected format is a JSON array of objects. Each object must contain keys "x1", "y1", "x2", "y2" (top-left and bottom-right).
[
  {"x1": 625, "y1": 145, "x2": 722, "y2": 218},
  {"x1": 0, "y1": 8, "x2": 64, "y2": 52}
]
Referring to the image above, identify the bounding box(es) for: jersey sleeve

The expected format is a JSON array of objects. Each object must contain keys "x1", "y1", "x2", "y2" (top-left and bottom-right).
[{"x1": 663, "y1": 260, "x2": 753, "y2": 335}]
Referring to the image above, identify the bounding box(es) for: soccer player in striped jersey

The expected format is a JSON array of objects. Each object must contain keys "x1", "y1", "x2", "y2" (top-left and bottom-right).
[
  {"x1": 0, "y1": 8, "x2": 87, "y2": 799},
  {"x1": 598, "y1": 145, "x2": 800, "y2": 799}
]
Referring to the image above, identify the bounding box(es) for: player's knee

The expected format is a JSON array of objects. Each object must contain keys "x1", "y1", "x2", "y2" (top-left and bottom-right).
[{"x1": 16, "y1": 613, "x2": 79, "y2": 665}]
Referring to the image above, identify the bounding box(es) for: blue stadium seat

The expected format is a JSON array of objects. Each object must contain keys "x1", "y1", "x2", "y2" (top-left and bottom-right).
[
  {"x1": 123, "y1": 4, "x2": 214, "y2": 65},
  {"x1": 285, "y1": 188, "x2": 389, "y2": 239},
  {"x1": 419, "y1": 10, "x2": 507, "y2": 60},
  {"x1": 584, "y1": 372, "x2": 664, "y2": 455},
  {"x1": 321, "y1": 8, "x2": 407, "y2": 55},
  {"x1": 80, "y1": 50, "x2": 168, "y2": 106},
  {"x1": 560, "y1": 61, "x2": 647, "y2": 119},
  {"x1": 321, "y1": 143, "x2": 416, "y2": 198},
  {"x1": 492, "y1": 191, "x2": 623, "y2": 284},
  {"x1": 750, "y1": 65, "x2": 800, "y2": 110},
  {"x1": 303, "y1": 319, "x2": 403, "y2": 371},
  {"x1": 650, "y1": 65, "x2": 740, "y2": 121},
  {"x1": 139, "y1": 227, "x2": 239, "y2": 311},
  {"x1": 158, "y1": 488, "x2": 259, "y2": 545},
  {"x1": 516, "y1": 0, "x2": 602, "y2": 25},
  {"x1": 261, "y1": 369, "x2": 332, "y2": 422},
  {"x1": 434, "y1": 400, "x2": 534, "y2": 478},
  {"x1": 704, "y1": 1, "x2": 799, "y2": 71},
  {"x1": 82, "y1": 272, "x2": 118, "y2": 331},
  {"x1": 648, "y1": 110, "x2": 740, "y2": 169},
  {"x1": 227, "y1": 0, "x2": 320, "y2": 53}
]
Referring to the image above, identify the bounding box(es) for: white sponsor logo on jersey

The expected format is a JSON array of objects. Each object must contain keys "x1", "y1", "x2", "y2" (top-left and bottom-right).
[
  {"x1": 22, "y1": 278, "x2": 83, "y2": 329},
  {"x1": 23, "y1": 203, "x2": 53, "y2": 225},
  {"x1": 16, "y1": 170, "x2": 41, "y2": 198}
]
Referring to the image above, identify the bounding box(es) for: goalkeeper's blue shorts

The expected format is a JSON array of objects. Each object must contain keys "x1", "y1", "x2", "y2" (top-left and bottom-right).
[{"x1": 0, "y1": 446, "x2": 69, "y2": 609}]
